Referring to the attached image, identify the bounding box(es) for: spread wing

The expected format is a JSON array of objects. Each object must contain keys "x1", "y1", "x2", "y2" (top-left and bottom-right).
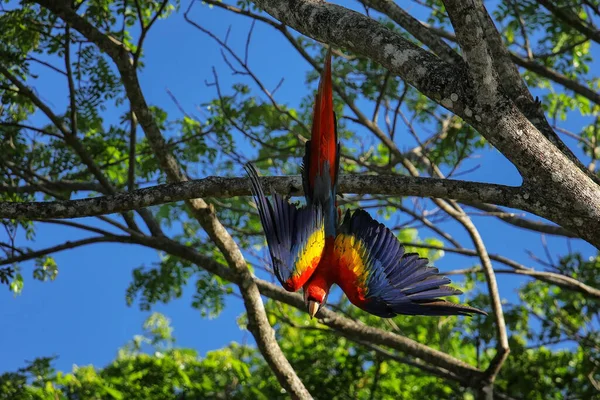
[
  {"x1": 245, "y1": 163, "x2": 326, "y2": 292},
  {"x1": 331, "y1": 209, "x2": 487, "y2": 318}
]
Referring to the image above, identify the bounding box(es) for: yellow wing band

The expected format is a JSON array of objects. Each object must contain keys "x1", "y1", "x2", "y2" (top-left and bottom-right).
[
  {"x1": 293, "y1": 225, "x2": 326, "y2": 279},
  {"x1": 333, "y1": 234, "x2": 370, "y2": 290}
]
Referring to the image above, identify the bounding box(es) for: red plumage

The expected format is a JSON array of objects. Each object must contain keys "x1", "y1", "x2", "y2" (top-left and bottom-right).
[{"x1": 308, "y1": 48, "x2": 338, "y2": 193}]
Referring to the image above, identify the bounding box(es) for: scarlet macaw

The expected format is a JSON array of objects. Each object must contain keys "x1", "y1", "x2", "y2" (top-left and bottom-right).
[{"x1": 245, "y1": 48, "x2": 486, "y2": 319}]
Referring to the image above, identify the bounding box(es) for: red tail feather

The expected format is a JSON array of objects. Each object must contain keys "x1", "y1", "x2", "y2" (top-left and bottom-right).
[{"x1": 309, "y1": 48, "x2": 337, "y2": 190}]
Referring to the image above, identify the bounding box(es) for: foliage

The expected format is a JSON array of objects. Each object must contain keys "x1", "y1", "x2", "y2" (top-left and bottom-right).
[
  {"x1": 1, "y1": 0, "x2": 599, "y2": 398},
  {"x1": 2, "y1": 302, "x2": 598, "y2": 399}
]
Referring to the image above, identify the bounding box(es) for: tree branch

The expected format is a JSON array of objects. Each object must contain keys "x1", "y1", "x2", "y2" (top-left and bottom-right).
[
  {"x1": 354, "y1": 338, "x2": 470, "y2": 387},
  {"x1": 413, "y1": 20, "x2": 600, "y2": 106},
  {"x1": 0, "y1": 121, "x2": 63, "y2": 139},
  {"x1": 0, "y1": 64, "x2": 70, "y2": 137},
  {"x1": 462, "y1": 202, "x2": 577, "y2": 238},
  {"x1": 0, "y1": 236, "x2": 135, "y2": 266},
  {"x1": 536, "y1": 0, "x2": 600, "y2": 45},
  {"x1": 128, "y1": 110, "x2": 138, "y2": 192},
  {"x1": 511, "y1": 55, "x2": 600, "y2": 105},
  {"x1": 392, "y1": 201, "x2": 462, "y2": 248},
  {"x1": 359, "y1": 0, "x2": 463, "y2": 65},
  {"x1": 0, "y1": 181, "x2": 105, "y2": 194},
  {"x1": 0, "y1": 174, "x2": 524, "y2": 220},
  {"x1": 466, "y1": 1, "x2": 591, "y2": 182},
  {"x1": 444, "y1": 264, "x2": 600, "y2": 300},
  {"x1": 0, "y1": 62, "x2": 163, "y2": 237},
  {"x1": 65, "y1": 24, "x2": 77, "y2": 137}
]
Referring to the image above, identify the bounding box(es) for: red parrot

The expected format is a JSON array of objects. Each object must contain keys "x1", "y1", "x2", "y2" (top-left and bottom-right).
[{"x1": 245, "y1": 47, "x2": 486, "y2": 319}]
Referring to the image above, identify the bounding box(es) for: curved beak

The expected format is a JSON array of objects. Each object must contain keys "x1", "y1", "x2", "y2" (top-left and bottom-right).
[{"x1": 307, "y1": 300, "x2": 320, "y2": 319}]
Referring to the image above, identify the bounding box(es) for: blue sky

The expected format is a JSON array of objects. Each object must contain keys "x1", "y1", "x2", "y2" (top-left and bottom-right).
[{"x1": 0, "y1": 1, "x2": 597, "y2": 375}]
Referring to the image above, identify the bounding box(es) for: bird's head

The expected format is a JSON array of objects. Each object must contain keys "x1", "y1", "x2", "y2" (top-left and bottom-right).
[{"x1": 303, "y1": 274, "x2": 331, "y2": 318}]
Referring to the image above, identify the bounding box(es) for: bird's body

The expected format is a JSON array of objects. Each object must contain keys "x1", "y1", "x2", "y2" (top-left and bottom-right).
[{"x1": 246, "y1": 47, "x2": 487, "y2": 320}]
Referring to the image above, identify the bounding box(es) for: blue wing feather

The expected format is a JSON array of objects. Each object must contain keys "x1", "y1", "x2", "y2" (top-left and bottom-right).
[
  {"x1": 336, "y1": 209, "x2": 487, "y2": 317},
  {"x1": 245, "y1": 163, "x2": 325, "y2": 292}
]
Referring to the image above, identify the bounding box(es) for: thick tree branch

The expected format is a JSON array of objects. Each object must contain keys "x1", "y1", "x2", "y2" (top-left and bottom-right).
[
  {"x1": 359, "y1": 0, "x2": 463, "y2": 65},
  {"x1": 414, "y1": 20, "x2": 600, "y2": 106},
  {"x1": 14, "y1": 176, "x2": 591, "y2": 299},
  {"x1": 468, "y1": 1, "x2": 597, "y2": 183},
  {"x1": 392, "y1": 0, "x2": 600, "y2": 188},
  {"x1": 0, "y1": 174, "x2": 523, "y2": 220},
  {"x1": 12, "y1": 182, "x2": 584, "y2": 298}
]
